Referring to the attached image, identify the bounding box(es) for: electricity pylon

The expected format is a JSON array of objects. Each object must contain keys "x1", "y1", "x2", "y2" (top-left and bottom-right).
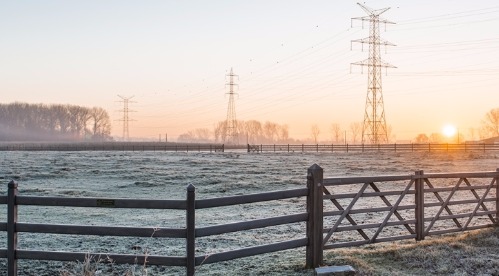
[
  {"x1": 117, "y1": 95, "x2": 135, "y2": 141},
  {"x1": 223, "y1": 68, "x2": 239, "y2": 145},
  {"x1": 351, "y1": 3, "x2": 396, "y2": 144}
]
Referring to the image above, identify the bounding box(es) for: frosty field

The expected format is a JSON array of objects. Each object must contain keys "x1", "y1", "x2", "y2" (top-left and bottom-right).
[{"x1": 0, "y1": 150, "x2": 498, "y2": 275}]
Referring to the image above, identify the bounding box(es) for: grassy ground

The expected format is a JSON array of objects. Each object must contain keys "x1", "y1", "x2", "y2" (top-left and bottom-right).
[{"x1": 323, "y1": 227, "x2": 499, "y2": 275}]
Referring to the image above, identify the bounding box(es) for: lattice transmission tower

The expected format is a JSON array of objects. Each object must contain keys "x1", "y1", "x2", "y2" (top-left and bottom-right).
[
  {"x1": 351, "y1": 3, "x2": 396, "y2": 144},
  {"x1": 223, "y1": 68, "x2": 239, "y2": 145},
  {"x1": 117, "y1": 95, "x2": 135, "y2": 141}
]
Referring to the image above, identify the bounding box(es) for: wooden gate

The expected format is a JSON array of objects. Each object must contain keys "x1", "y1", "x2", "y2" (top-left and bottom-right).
[{"x1": 306, "y1": 165, "x2": 499, "y2": 265}]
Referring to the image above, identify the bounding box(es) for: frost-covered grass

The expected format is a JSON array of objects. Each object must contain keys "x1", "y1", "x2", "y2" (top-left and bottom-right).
[
  {"x1": 324, "y1": 227, "x2": 499, "y2": 275},
  {"x1": 0, "y1": 151, "x2": 498, "y2": 275}
]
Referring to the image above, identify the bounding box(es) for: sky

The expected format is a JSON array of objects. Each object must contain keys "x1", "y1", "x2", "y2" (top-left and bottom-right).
[{"x1": 1, "y1": 1, "x2": 498, "y2": 142}]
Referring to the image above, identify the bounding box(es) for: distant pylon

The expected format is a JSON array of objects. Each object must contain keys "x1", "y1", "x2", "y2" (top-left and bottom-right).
[
  {"x1": 351, "y1": 3, "x2": 396, "y2": 144},
  {"x1": 223, "y1": 68, "x2": 239, "y2": 145},
  {"x1": 117, "y1": 95, "x2": 136, "y2": 141}
]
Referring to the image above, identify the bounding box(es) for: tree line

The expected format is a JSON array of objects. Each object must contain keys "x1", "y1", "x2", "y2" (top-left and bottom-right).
[
  {"x1": 0, "y1": 102, "x2": 112, "y2": 141},
  {"x1": 178, "y1": 120, "x2": 293, "y2": 144}
]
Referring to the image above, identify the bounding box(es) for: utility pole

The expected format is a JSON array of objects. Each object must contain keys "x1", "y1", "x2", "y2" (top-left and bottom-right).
[
  {"x1": 223, "y1": 68, "x2": 239, "y2": 145},
  {"x1": 117, "y1": 95, "x2": 136, "y2": 141},
  {"x1": 351, "y1": 3, "x2": 396, "y2": 144}
]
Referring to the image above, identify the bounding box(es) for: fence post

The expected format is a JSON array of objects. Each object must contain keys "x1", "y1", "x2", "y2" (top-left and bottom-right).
[
  {"x1": 186, "y1": 184, "x2": 196, "y2": 276},
  {"x1": 7, "y1": 180, "x2": 18, "y2": 276},
  {"x1": 496, "y1": 169, "x2": 499, "y2": 225},
  {"x1": 415, "y1": 170, "x2": 425, "y2": 241},
  {"x1": 306, "y1": 164, "x2": 323, "y2": 268}
]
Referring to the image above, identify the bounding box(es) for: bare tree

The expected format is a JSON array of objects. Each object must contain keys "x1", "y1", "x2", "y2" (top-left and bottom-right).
[
  {"x1": 414, "y1": 133, "x2": 429, "y2": 143},
  {"x1": 429, "y1": 133, "x2": 443, "y2": 143},
  {"x1": 263, "y1": 121, "x2": 278, "y2": 143},
  {"x1": 311, "y1": 124, "x2": 320, "y2": 144},
  {"x1": 468, "y1": 128, "x2": 477, "y2": 142},
  {"x1": 213, "y1": 121, "x2": 226, "y2": 143},
  {"x1": 330, "y1": 123, "x2": 341, "y2": 143},
  {"x1": 350, "y1": 122, "x2": 362, "y2": 144},
  {"x1": 89, "y1": 107, "x2": 111, "y2": 141},
  {"x1": 277, "y1": 124, "x2": 289, "y2": 143},
  {"x1": 481, "y1": 108, "x2": 499, "y2": 138},
  {"x1": 194, "y1": 128, "x2": 212, "y2": 142},
  {"x1": 245, "y1": 120, "x2": 263, "y2": 144}
]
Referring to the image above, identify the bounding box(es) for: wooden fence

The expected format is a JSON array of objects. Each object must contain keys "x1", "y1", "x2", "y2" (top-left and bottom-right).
[
  {"x1": 1, "y1": 166, "x2": 498, "y2": 275},
  {"x1": 0, "y1": 181, "x2": 310, "y2": 276},
  {"x1": 0, "y1": 142, "x2": 225, "y2": 152},
  {"x1": 306, "y1": 165, "x2": 499, "y2": 259},
  {"x1": 248, "y1": 143, "x2": 499, "y2": 153}
]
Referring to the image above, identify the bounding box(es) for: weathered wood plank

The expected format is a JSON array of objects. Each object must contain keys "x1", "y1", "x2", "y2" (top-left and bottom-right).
[
  {"x1": 194, "y1": 238, "x2": 308, "y2": 265},
  {"x1": 16, "y1": 223, "x2": 185, "y2": 238},
  {"x1": 8, "y1": 181, "x2": 18, "y2": 276},
  {"x1": 417, "y1": 172, "x2": 499, "y2": 179},
  {"x1": 327, "y1": 219, "x2": 417, "y2": 233},
  {"x1": 195, "y1": 188, "x2": 308, "y2": 209},
  {"x1": 374, "y1": 234, "x2": 417, "y2": 243},
  {"x1": 425, "y1": 185, "x2": 498, "y2": 193},
  {"x1": 425, "y1": 198, "x2": 496, "y2": 208},
  {"x1": 0, "y1": 196, "x2": 7, "y2": 204},
  {"x1": 323, "y1": 240, "x2": 370, "y2": 250},
  {"x1": 16, "y1": 250, "x2": 186, "y2": 266},
  {"x1": 0, "y1": 222, "x2": 6, "y2": 231},
  {"x1": 323, "y1": 190, "x2": 416, "y2": 199},
  {"x1": 323, "y1": 175, "x2": 412, "y2": 186},
  {"x1": 16, "y1": 196, "x2": 186, "y2": 209},
  {"x1": 196, "y1": 213, "x2": 308, "y2": 237},
  {"x1": 186, "y1": 184, "x2": 195, "y2": 276},
  {"x1": 424, "y1": 210, "x2": 496, "y2": 221}
]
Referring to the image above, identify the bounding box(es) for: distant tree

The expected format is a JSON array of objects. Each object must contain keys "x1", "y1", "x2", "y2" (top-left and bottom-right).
[
  {"x1": 263, "y1": 121, "x2": 278, "y2": 143},
  {"x1": 277, "y1": 124, "x2": 289, "y2": 143},
  {"x1": 467, "y1": 128, "x2": 477, "y2": 142},
  {"x1": 350, "y1": 122, "x2": 362, "y2": 144},
  {"x1": 195, "y1": 128, "x2": 212, "y2": 142},
  {"x1": 330, "y1": 123, "x2": 341, "y2": 143},
  {"x1": 89, "y1": 107, "x2": 111, "y2": 141},
  {"x1": 429, "y1": 133, "x2": 443, "y2": 143},
  {"x1": 311, "y1": 124, "x2": 320, "y2": 144},
  {"x1": 481, "y1": 108, "x2": 499, "y2": 138},
  {"x1": 213, "y1": 121, "x2": 226, "y2": 143},
  {"x1": 0, "y1": 102, "x2": 111, "y2": 141},
  {"x1": 245, "y1": 120, "x2": 263, "y2": 144},
  {"x1": 414, "y1": 133, "x2": 429, "y2": 143}
]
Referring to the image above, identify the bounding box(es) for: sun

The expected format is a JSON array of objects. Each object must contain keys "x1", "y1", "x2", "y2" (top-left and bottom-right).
[{"x1": 442, "y1": 124, "x2": 457, "y2": 137}]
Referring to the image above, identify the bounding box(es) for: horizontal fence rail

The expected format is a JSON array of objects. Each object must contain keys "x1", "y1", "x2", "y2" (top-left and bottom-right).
[
  {"x1": 248, "y1": 143, "x2": 499, "y2": 153},
  {"x1": 0, "y1": 142, "x2": 226, "y2": 152},
  {"x1": 3, "y1": 142, "x2": 499, "y2": 153}
]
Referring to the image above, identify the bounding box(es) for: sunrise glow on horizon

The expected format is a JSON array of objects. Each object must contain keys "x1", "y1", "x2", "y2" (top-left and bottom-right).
[{"x1": 1, "y1": 1, "x2": 498, "y2": 142}]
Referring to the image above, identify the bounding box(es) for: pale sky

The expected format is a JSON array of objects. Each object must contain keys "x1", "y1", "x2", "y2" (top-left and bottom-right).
[{"x1": 1, "y1": 1, "x2": 498, "y2": 141}]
